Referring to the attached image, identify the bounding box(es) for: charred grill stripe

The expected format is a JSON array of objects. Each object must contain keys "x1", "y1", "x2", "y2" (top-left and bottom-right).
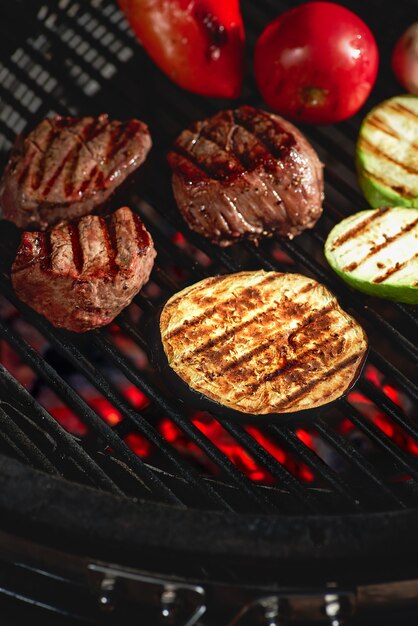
[
  {"x1": 64, "y1": 141, "x2": 85, "y2": 197},
  {"x1": 77, "y1": 164, "x2": 99, "y2": 195},
  {"x1": 199, "y1": 110, "x2": 272, "y2": 174},
  {"x1": 106, "y1": 122, "x2": 127, "y2": 161},
  {"x1": 68, "y1": 222, "x2": 84, "y2": 274},
  {"x1": 200, "y1": 124, "x2": 252, "y2": 173},
  {"x1": 295, "y1": 281, "x2": 316, "y2": 295},
  {"x1": 39, "y1": 231, "x2": 52, "y2": 272},
  {"x1": 132, "y1": 212, "x2": 151, "y2": 254},
  {"x1": 63, "y1": 116, "x2": 108, "y2": 160},
  {"x1": 78, "y1": 120, "x2": 109, "y2": 183},
  {"x1": 274, "y1": 351, "x2": 363, "y2": 410},
  {"x1": 165, "y1": 273, "x2": 285, "y2": 340},
  {"x1": 359, "y1": 137, "x2": 418, "y2": 175},
  {"x1": 387, "y1": 102, "x2": 418, "y2": 122},
  {"x1": 365, "y1": 116, "x2": 400, "y2": 139},
  {"x1": 210, "y1": 302, "x2": 336, "y2": 377},
  {"x1": 100, "y1": 216, "x2": 118, "y2": 276},
  {"x1": 342, "y1": 217, "x2": 418, "y2": 272},
  {"x1": 287, "y1": 302, "x2": 335, "y2": 345},
  {"x1": 163, "y1": 276, "x2": 228, "y2": 311},
  {"x1": 17, "y1": 162, "x2": 31, "y2": 186},
  {"x1": 373, "y1": 251, "x2": 418, "y2": 283},
  {"x1": 31, "y1": 125, "x2": 57, "y2": 191},
  {"x1": 235, "y1": 106, "x2": 296, "y2": 161},
  {"x1": 168, "y1": 149, "x2": 210, "y2": 183},
  {"x1": 94, "y1": 168, "x2": 106, "y2": 189},
  {"x1": 175, "y1": 283, "x2": 318, "y2": 363},
  {"x1": 43, "y1": 147, "x2": 74, "y2": 197},
  {"x1": 63, "y1": 118, "x2": 102, "y2": 197},
  {"x1": 106, "y1": 120, "x2": 140, "y2": 161},
  {"x1": 362, "y1": 170, "x2": 415, "y2": 198},
  {"x1": 169, "y1": 144, "x2": 215, "y2": 181},
  {"x1": 82, "y1": 116, "x2": 107, "y2": 142},
  {"x1": 330, "y1": 208, "x2": 389, "y2": 249},
  {"x1": 246, "y1": 326, "x2": 350, "y2": 390}
]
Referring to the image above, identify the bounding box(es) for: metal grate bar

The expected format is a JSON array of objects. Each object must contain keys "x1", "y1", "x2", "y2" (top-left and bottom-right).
[
  {"x1": 86, "y1": 0, "x2": 138, "y2": 49},
  {"x1": 396, "y1": 304, "x2": 418, "y2": 327},
  {"x1": 54, "y1": 4, "x2": 142, "y2": 101},
  {"x1": 0, "y1": 365, "x2": 122, "y2": 495},
  {"x1": 358, "y1": 379, "x2": 418, "y2": 441},
  {"x1": 1, "y1": 35, "x2": 67, "y2": 117},
  {"x1": 40, "y1": 16, "x2": 147, "y2": 115},
  {"x1": 0, "y1": 308, "x2": 181, "y2": 505},
  {"x1": 0, "y1": 0, "x2": 416, "y2": 517},
  {"x1": 23, "y1": 37, "x2": 95, "y2": 112},
  {"x1": 28, "y1": 319, "x2": 235, "y2": 511},
  {"x1": 369, "y1": 351, "x2": 418, "y2": 405},
  {"x1": 0, "y1": 82, "x2": 38, "y2": 127},
  {"x1": 270, "y1": 425, "x2": 360, "y2": 510},
  {"x1": 341, "y1": 399, "x2": 418, "y2": 485},
  {"x1": 91, "y1": 329, "x2": 279, "y2": 513},
  {"x1": 0, "y1": 428, "x2": 32, "y2": 466},
  {"x1": 315, "y1": 419, "x2": 408, "y2": 508},
  {"x1": 216, "y1": 418, "x2": 323, "y2": 513},
  {"x1": 0, "y1": 402, "x2": 58, "y2": 475}
]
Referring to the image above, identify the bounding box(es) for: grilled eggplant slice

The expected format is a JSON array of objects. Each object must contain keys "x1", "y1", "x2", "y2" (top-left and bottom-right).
[
  {"x1": 159, "y1": 271, "x2": 368, "y2": 416},
  {"x1": 325, "y1": 207, "x2": 418, "y2": 304},
  {"x1": 356, "y1": 94, "x2": 418, "y2": 208}
]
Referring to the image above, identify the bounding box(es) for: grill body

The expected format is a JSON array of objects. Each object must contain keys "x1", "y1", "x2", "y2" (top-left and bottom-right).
[{"x1": 0, "y1": 0, "x2": 417, "y2": 621}]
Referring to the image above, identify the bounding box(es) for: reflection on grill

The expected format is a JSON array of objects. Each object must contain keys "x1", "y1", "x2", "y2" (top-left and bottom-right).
[{"x1": 0, "y1": 0, "x2": 417, "y2": 523}]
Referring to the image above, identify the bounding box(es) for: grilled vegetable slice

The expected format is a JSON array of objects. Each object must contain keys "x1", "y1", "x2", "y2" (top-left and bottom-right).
[
  {"x1": 160, "y1": 271, "x2": 368, "y2": 416},
  {"x1": 325, "y1": 207, "x2": 418, "y2": 304},
  {"x1": 356, "y1": 94, "x2": 418, "y2": 208}
]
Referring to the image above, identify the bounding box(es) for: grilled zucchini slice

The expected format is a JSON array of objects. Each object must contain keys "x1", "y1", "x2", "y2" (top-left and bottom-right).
[
  {"x1": 356, "y1": 94, "x2": 418, "y2": 208},
  {"x1": 160, "y1": 271, "x2": 368, "y2": 416},
  {"x1": 325, "y1": 207, "x2": 418, "y2": 304}
]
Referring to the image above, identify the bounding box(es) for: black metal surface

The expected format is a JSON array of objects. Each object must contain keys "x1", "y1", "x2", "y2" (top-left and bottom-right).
[{"x1": 0, "y1": 0, "x2": 417, "y2": 533}]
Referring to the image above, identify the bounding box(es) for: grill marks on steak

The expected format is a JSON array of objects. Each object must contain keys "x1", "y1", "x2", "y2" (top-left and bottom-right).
[
  {"x1": 168, "y1": 105, "x2": 324, "y2": 246},
  {"x1": 11, "y1": 207, "x2": 156, "y2": 332},
  {"x1": 0, "y1": 114, "x2": 152, "y2": 229}
]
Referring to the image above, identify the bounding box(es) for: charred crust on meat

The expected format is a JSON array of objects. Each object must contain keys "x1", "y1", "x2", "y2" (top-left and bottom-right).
[
  {"x1": 11, "y1": 206, "x2": 156, "y2": 333},
  {"x1": 167, "y1": 105, "x2": 324, "y2": 247},
  {"x1": 0, "y1": 115, "x2": 152, "y2": 230}
]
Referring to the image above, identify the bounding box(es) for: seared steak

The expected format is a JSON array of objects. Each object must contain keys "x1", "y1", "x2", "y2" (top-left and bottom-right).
[
  {"x1": 160, "y1": 271, "x2": 368, "y2": 415},
  {"x1": 167, "y1": 105, "x2": 324, "y2": 246},
  {"x1": 0, "y1": 114, "x2": 151, "y2": 229},
  {"x1": 11, "y1": 206, "x2": 156, "y2": 332}
]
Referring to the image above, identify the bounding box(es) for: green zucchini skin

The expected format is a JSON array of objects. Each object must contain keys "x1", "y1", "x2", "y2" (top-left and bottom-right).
[
  {"x1": 356, "y1": 94, "x2": 418, "y2": 209},
  {"x1": 325, "y1": 207, "x2": 418, "y2": 305}
]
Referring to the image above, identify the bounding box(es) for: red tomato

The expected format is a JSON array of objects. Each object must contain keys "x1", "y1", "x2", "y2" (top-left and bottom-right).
[
  {"x1": 254, "y1": 2, "x2": 379, "y2": 124},
  {"x1": 118, "y1": 0, "x2": 245, "y2": 98},
  {"x1": 392, "y1": 22, "x2": 418, "y2": 95}
]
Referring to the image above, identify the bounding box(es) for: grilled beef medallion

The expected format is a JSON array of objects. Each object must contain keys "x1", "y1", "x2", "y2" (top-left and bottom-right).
[
  {"x1": 0, "y1": 114, "x2": 151, "y2": 230},
  {"x1": 11, "y1": 206, "x2": 156, "y2": 332},
  {"x1": 167, "y1": 105, "x2": 324, "y2": 247},
  {"x1": 160, "y1": 271, "x2": 368, "y2": 415}
]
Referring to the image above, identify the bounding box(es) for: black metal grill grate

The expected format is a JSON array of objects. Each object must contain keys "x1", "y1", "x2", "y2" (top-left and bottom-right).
[{"x1": 0, "y1": 0, "x2": 417, "y2": 516}]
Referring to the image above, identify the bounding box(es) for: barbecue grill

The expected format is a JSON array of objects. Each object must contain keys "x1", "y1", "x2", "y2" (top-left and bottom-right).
[{"x1": 0, "y1": 0, "x2": 418, "y2": 623}]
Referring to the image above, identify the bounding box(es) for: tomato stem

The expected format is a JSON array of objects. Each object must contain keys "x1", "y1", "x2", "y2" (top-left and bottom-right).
[{"x1": 300, "y1": 86, "x2": 328, "y2": 108}]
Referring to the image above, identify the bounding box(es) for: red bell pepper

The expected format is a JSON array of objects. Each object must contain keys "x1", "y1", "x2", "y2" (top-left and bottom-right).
[{"x1": 118, "y1": 0, "x2": 245, "y2": 98}]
